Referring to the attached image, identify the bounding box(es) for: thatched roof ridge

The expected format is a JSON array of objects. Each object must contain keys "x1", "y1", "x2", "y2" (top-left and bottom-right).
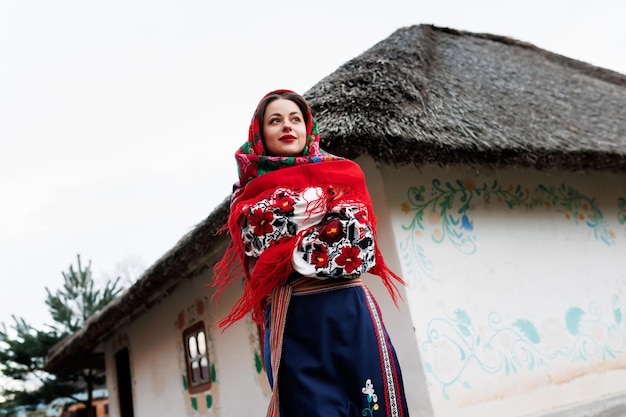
[{"x1": 307, "y1": 24, "x2": 626, "y2": 171}]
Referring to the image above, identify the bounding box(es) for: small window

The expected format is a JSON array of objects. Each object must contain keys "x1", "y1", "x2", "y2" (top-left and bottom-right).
[{"x1": 183, "y1": 321, "x2": 212, "y2": 393}]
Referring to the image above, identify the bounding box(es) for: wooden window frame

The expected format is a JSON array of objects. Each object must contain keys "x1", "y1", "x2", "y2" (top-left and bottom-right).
[{"x1": 183, "y1": 321, "x2": 212, "y2": 393}]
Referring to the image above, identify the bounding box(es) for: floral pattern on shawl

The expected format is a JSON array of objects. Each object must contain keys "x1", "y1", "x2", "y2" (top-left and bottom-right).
[
  {"x1": 294, "y1": 204, "x2": 376, "y2": 278},
  {"x1": 241, "y1": 186, "x2": 376, "y2": 279},
  {"x1": 242, "y1": 187, "x2": 327, "y2": 258}
]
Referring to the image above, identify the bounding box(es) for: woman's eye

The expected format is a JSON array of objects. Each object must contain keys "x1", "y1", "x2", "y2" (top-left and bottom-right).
[{"x1": 292, "y1": 117, "x2": 301, "y2": 123}]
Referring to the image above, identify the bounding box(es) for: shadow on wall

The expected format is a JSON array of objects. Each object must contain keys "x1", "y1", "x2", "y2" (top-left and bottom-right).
[{"x1": 600, "y1": 404, "x2": 626, "y2": 417}]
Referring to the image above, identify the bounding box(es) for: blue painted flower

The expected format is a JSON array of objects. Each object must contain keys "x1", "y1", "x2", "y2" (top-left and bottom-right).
[{"x1": 461, "y1": 214, "x2": 473, "y2": 231}]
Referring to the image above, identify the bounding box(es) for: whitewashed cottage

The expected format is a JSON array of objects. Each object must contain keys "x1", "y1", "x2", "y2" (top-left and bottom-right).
[{"x1": 45, "y1": 25, "x2": 626, "y2": 417}]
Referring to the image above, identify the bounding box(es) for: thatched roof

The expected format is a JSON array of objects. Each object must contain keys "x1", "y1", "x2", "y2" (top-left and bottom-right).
[
  {"x1": 45, "y1": 24, "x2": 626, "y2": 373},
  {"x1": 44, "y1": 199, "x2": 231, "y2": 373},
  {"x1": 311, "y1": 25, "x2": 626, "y2": 171}
]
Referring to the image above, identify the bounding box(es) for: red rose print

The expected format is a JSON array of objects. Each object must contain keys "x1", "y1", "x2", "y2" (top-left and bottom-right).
[
  {"x1": 335, "y1": 246, "x2": 362, "y2": 274},
  {"x1": 273, "y1": 194, "x2": 295, "y2": 214},
  {"x1": 319, "y1": 219, "x2": 344, "y2": 243},
  {"x1": 249, "y1": 208, "x2": 274, "y2": 235},
  {"x1": 311, "y1": 244, "x2": 329, "y2": 268}
]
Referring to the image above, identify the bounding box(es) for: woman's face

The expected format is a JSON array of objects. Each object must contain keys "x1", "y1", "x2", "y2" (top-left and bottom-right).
[{"x1": 262, "y1": 98, "x2": 307, "y2": 156}]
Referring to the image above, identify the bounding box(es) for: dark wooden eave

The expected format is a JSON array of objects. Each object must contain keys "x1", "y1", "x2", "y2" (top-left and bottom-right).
[{"x1": 44, "y1": 199, "x2": 230, "y2": 373}]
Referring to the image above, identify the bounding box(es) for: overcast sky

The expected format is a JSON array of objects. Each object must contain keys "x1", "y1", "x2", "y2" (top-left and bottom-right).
[{"x1": 1, "y1": 0, "x2": 625, "y2": 337}]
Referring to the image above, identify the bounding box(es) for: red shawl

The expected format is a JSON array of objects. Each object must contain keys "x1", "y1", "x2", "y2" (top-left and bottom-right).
[{"x1": 213, "y1": 159, "x2": 404, "y2": 328}]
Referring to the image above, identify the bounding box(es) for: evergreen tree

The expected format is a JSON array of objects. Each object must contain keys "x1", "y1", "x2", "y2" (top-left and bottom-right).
[
  {"x1": 46, "y1": 254, "x2": 123, "y2": 333},
  {"x1": 0, "y1": 254, "x2": 125, "y2": 415}
]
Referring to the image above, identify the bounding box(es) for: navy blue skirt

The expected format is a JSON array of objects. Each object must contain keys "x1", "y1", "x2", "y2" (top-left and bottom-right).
[{"x1": 264, "y1": 283, "x2": 409, "y2": 417}]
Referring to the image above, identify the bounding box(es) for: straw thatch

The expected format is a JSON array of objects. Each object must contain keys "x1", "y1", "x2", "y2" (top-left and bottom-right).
[
  {"x1": 44, "y1": 199, "x2": 231, "y2": 373},
  {"x1": 309, "y1": 25, "x2": 626, "y2": 171},
  {"x1": 44, "y1": 24, "x2": 626, "y2": 373}
]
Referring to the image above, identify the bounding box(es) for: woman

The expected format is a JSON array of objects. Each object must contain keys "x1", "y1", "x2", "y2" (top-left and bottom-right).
[{"x1": 214, "y1": 90, "x2": 410, "y2": 417}]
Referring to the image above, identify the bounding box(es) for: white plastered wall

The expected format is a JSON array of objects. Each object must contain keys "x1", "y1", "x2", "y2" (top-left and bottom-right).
[
  {"x1": 375, "y1": 160, "x2": 626, "y2": 417},
  {"x1": 101, "y1": 157, "x2": 626, "y2": 417},
  {"x1": 103, "y1": 248, "x2": 271, "y2": 417}
]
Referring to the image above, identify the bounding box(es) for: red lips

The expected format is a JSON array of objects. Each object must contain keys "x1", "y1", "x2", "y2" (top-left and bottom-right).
[{"x1": 280, "y1": 135, "x2": 297, "y2": 141}]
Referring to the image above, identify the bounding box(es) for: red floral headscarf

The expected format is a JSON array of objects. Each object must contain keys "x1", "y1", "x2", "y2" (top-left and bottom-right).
[{"x1": 232, "y1": 89, "x2": 343, "y2": 200}]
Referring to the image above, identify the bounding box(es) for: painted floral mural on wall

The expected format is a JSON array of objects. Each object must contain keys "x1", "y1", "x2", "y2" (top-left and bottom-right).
[
  {"x1": 420, "y1": 295, "x2": 626, "y2": 399},
  {"x1": 246, "y1": 316, "x2": 271, "y2": 396},
  {"x1": 400, "y1": 179, "x2": 618, "y2": 286},
  {"x1": 399, "y1": 177, "x2": 626, "y2": 401}
]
